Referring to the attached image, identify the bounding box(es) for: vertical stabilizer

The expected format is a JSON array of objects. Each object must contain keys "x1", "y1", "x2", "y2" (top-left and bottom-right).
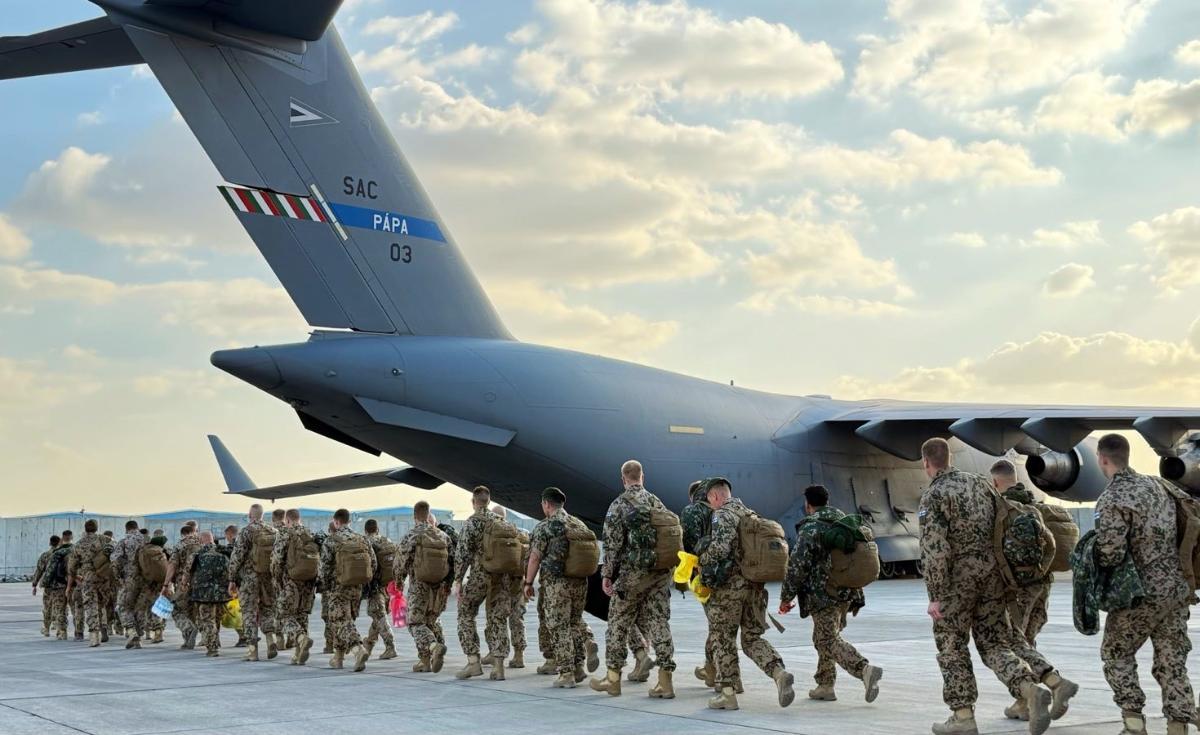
[{"x1": 207, "y1": 435, "x2": 257, "y2": 493}]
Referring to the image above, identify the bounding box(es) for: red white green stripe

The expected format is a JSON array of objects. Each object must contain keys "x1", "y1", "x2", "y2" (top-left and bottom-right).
[{"x1": 218, "y1": 185, "x2": 328, "y2": 223}]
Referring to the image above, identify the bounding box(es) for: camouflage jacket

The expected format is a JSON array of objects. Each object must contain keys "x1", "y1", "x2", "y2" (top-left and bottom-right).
[
  {"x1": 781, "y1": 506, "x2": 865, "y2": 616},
  {"x1": 531, "y1": 507, "x2": 587, "y2": 580},
  {"x1": 228, "y1": 519, "x2": 273, "y2": 583},
  {"x1": 394, "y1": 521, "x2": 448, "y2": 585},
  {"x1": 1070, "y1": 529, "x2": 1146, "y2": 635},
  {"x1": 32, "y1": 548, "x2": 54, "y2": 588},
  {"x1": 919, "y1": 468, "x2": 998, "y2": 603},
  {"x1": 454, "y1": 508, "x2": 499, "y2": 584},
  {"x1": 110, "y1": 530, "x2": 146, "y2": 582},
  {"x1": 319, "y1": 526, "x2": 376, "y2": 588},
  {"x1": 699, "y1": 497, "x2": 754, "y2": 589},
  {"x1": 1095, "y1": 467, "x2": 1188, "y2": 603},
  {"x1": 170, "y1": 534, "x2": 204, "y2": 587},
  {"x1": 601, "y1": 484, "x2": 669, "y2": 581},
  {"x1": 437, "y1": 522, "x2": 459, "y2": 587},
  {"x1": 71, "y1": 533, "x2": 108, "y2": 581}
]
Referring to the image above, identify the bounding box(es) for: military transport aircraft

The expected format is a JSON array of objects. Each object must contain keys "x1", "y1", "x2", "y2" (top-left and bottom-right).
[{"x1": 6, "y1": 0, "x2": 1200, "y2": 575}]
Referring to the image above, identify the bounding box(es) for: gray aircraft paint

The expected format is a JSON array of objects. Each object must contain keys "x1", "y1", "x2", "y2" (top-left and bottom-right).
[{"x1": 6, "y1": 0, "x2": 1200, "y2": 566}]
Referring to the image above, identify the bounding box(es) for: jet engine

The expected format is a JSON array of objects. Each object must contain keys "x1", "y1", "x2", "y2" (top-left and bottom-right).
[
  {"x1": 1161, "y1": 434, "x2": 1200, "y2": 495},
  {"x1": 1024, "y1": 441, "x2": 1107, "y2": 502}
]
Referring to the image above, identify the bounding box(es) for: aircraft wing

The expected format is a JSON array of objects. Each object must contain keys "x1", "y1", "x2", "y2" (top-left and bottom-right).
[
  {"x1": 820, "y1": 400, "x2": 1200, "y2": 459},
  {"x1": 0, "y1": 17, "x2": 143, "y2": 80}
]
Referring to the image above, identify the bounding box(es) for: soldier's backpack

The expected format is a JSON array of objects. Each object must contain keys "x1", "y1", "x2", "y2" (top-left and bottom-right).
[
  {"x1": 286, "y1": 528, "x2": 320, "y2": 582},
  {"x1": 335, "y1": 535, "x2": 373, "y2": 586},
  {"x1": 375, "y1": 539, "x2": 398, "y2": 584},
  {"x1": 564, "y1": 523, "x2": 601, "y2": 578},
  {"x1": 627, "y1": 506, "x2": 684, "y2": 572},
  {"x1": 993, "y1": 494, "x2": 1055, "y2": 589},
  {"x1": 252, "y1": 525, "x2": 275, "y2": 574},
  {"x1": 820, "y1": 515, "x2": 881, "y2": 590},
  {"x1": 93, "y1": 545, "x2": 115, "y2": 583},
  {"x1": 190, "y1": 548, "x2": 230, "y2": 604},
  {"x1": 413, "y1": 528, "x2": 450, "y2": 584},
  {"x1": 438, "y1": 522, "x2": 460, "y2": 584},
  {"x1": 738, "y1": 513, "x2": 789, "y2": 583},
  {"x1": 481, "y1": 518, "x2": 523, "y2": 575},
  {"x1": 47, "y1": 546, "x2": 71, "y2": 587},
  {"x1": 137, "y1": 544, "x2": 169, "y2": 584},
  {"x1": 1036, "y1": 503, "x2": 1080, "y2": 573},
  {"x1": 1161, "y1": 480, "x2": 1200, "y2": 597}
]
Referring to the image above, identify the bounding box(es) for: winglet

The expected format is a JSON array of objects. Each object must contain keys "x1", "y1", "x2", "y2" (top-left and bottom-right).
[{"x1": 207, "y1": 435, "x2": 257, "y2": 493}]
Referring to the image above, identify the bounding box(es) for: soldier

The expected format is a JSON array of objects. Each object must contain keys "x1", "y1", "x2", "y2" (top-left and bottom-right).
[
  {"x1": 990, "y1": 459, "x2": 1079, "y2": 722},
  {"x1": 591, "y1": 460, "x2": 676, "y2": 699},
  {"x1": 486, "y1": 505, "x2": 528, "y2": 669},
  {"x1": 144, "y1": 533, "x2": 170, "y2": 644},
  {"x1": 227, "y1": 503, "x2": 278, "y2": 661},
  {"x1": 44, "y1": 532, "x2": 73, "y2": 640},
  {"x1": 189, "y1": 531, "x2": 231, "y2": 657},
  {"x1": 218, "y1": 524, "x2": 246, "y2": 647},
  {"x1": 779, "y1": 485, "x2": 882, "y2": 703},
  {"x1": 160, "y1": 523, "x2": 203, "y2": 650},
  {"x1": 699, "y1": 478, "x2": 794, "y2": 711},
  {"x1": 525, "y1": 487, "x2": 591, "y2": 688},
  {"x1": 101, "y1": 530, "x2": 120, "y2": 636},
  {"x1": 428, "y1": 512, "x2": 456, "y2": 656},
  {"x1": 362, "y1": 518, "x2": 398, "y2": 661},
  {"x1": 62, "y1": 529, "x2": 84, "y2": 641},
  {"x1": 919, "y1": 438, "x2": 1054, "y2": 735},
  {"x1": 394, "y1": 501, "x2": 450, "y2": 673},
  {"x1": 111, "y1": 520, "x2": 148, "y2": 648},
  {"x1": 1093, "y1": 434, "x2": 1196, "y2": 735},
  {"x1": 318, "y1": 520, "x2": 336, "y2": 654},
  {"x1": 453, "y1": 486, "x2": 509, "y2": 680},
  {"x1": 67, "y1": 520, "x2": 110, "y2": 647},
  {"x1": 32, "y1": 535, "x2": 60, "y2": 637},
  {"x1": 272, "y1": 509, "x2": 318, "y2": 665},
  {"x1": 681, "y1": 480, "x2": 717, "y2": 689},
  {"x1": 320, "y1": 508, "x2": 375, "y2": 672}
]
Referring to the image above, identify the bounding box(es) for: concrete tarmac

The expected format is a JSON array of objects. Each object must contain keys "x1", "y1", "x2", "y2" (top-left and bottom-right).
[{"x1": 0, "y1": 578, "x2": 1190, "y2": 734}]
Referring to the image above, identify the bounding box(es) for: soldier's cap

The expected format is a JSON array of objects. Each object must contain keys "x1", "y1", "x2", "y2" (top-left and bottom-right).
[
  {"x1": 699, "y1": 477, "x2": 732, "y2": 494},
  {"x1": 542, "y1": 487, "x2": 566, "y2": 505}
]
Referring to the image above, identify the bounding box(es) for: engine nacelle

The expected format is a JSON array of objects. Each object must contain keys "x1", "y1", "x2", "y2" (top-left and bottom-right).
[
  {"x1": 1025, "y1": 442, "x2": 1107, "y2": 502},
  {"x1": 1161, "y1": 435, "x2": 1200, "y2": 494}
]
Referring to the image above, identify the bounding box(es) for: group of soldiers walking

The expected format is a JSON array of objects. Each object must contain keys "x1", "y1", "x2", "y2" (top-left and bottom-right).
[{"x1": 29, "y1": 437, "x2": 1199, "y2": 734}]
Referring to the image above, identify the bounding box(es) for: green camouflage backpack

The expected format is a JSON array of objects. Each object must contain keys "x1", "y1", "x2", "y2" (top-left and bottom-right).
[
  {"x1": 47, "y1": 546, "x2": 72, "y2": 588},
  {"x1": 993, "y1": 494, "x2": 1054, "y2": 589},
  {"x1": 190, "y1": 547, "x2": 231, "y2": 603},
  {"x1": 625, "y1": 506, "x2": 683, "y2": 572}
]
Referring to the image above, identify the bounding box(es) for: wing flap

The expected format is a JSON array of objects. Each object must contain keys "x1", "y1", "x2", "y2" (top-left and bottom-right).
[{"x1": 0, "y1": 17, "x2": 144, "y2": 81}]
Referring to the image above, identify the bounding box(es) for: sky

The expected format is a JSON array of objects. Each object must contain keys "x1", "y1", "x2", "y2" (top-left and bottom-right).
[{"x1": 1, "y1": 0, "x2": 1199, "y2": 516}]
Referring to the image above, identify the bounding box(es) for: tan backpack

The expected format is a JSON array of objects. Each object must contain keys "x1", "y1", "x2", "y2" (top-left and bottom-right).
[
  {"x1": 413, "y1": 528, "x2": 450, "y2": 584},
  {"x1": 93, "y1": 546, "x2": 114, "y2": 583},
  {"x1": 827, "y1": 522, "x2": 881, "y2": 590},
  {"x1": 649, "y1": 508, "x2": 684, "y2": 571},
  {"x1": 1036, "y1": 503, "x2": 1080, "y2": 573},
  {"x1": 286, "y1": 529, "x2": 320, "y2": 582},
  {"x1": 738, "y1": 513, "x2": 788, "y2": 583},
  {"x1": 375, "y1": 540, "x2": 397, "y2": 584},
  {"x1": 564, "y1": 524, "x2": 600, "y2": 578},
  {"x1": 482, "y1": 518, "x2": 523, "y2": 575},
  {"x1": 335, "y1": 534, "x2": 373, "y2": 586},
  {"x1": 252, "y1": 525, "x2": 275, "y2": 574},
  {"x1": 1162, "y1": 480, "x2": 1200, "y2": 596},
  {"x1": 137, "y1": 545, "x2": 168, "y2": 584}
]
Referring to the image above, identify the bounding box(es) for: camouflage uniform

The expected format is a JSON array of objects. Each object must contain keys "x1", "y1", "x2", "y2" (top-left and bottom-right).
[
  {"x1": 169, "y1": 534, "x2": 204, "y2": 642},
  {"x1": 71, "y1": 532, "x2": 109, "y2": 633},
  {"x1": 395, "y1": 521, "x2": 450, "y2": 659},
  {"x1": 228, "y1": 520, "x2": 277, "y2": 646},
  {"x1": 601, "y1": 484, "x2": 676, "y2": 673},
  {"x1": 272, "y1": 526, "x2": 317, "y2": 641},
  {"x1": 144, "y1": 539, "x2": 169, "y2": 638},
  {"x1": 699, "y1": 498, "x2": 786, "y2": 687},
  {"x1": 455, "y1": 508, "x2": 509, "y2": 659},
  {"x1": 531, "y1": 507, "x2": 590, "y2": 674},
  {"x1": 189, "y1": 543, "x2": 231, "y2": 654},
  {"x1": 919, "y1": 468, "x2": 1040, "y2": 709},
  {"x1": 32, "y1": 548, "x2": 54, "y2": 633},
  {"x1": 432, "y1": 522, "x2": 458, "y2": 646},
  {"x1": 1095, "y1": 468, "x2": 1196, "y2": 723},
  {"x1": 44, "y1": 544, "x2": 71, "y2": 636},
  {"x1": 320, "y1": 526, "x2": 376, "y2": 653},
  {"x1": 363, "y1": 533, "x2": 396, "y2": 649},
  {"x1": 111, "y1": 531, "x2": 147, "y2": 635},
  {"x1": 501, "y1": 530, "x2": 531, "y2": 658},
  {"x1": 682, "y1": 487, "x2": 715, "y2": 673},
  {"x1": 781, "y1": 506, "x2": 869, "y2": 687}
]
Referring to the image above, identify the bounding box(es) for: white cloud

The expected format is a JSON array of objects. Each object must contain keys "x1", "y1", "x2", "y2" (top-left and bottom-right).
[
  {"x1": 133, "y1": 369, "x2": 232, "y2": 400},
  {"x1": 1129, "y1": 206, "x2": 1200, "y2": 289},
  {"x1": 1043, "y1": 262, "x2": 1096, "y2": 296},
  {"x1": 739, "y1": 292, "x2": 907, "y2": 316},
  {"x1": 0, "y1": 214, "x2": 31, "y2": 260},
  {"x1": 363, "y1": 11, "x2": 459, "y2": 44},
  {"x1": 945, "y1": 231, "x2": 987, "y2": 248},
  {"x1": 0, "y1": 356, "x2": 102, "y2": 417},
  {"x1": 62, "y1": 344, "x2": 102, "y2": 363},
  {"x1": 1022, "y1": 220, "x2": 1104, "y2": 248},
  {"x1": 77, "y1": 111, "x2": 103, "y2": 126},
  {"x1": 1176, "y1": 40, "x2": 1200, "y2": 68}
]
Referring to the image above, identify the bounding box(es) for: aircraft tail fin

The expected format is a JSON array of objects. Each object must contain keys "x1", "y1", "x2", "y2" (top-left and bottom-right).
[
  {"x1": 143, "y1": 0, "x2": 344, "y2": 42},
  {"x1": 0, "y1": 17, "x2": 143, "y2": 80},
  {"x1": 206, "y1": 435, "x2": 257, "y2": 493}
]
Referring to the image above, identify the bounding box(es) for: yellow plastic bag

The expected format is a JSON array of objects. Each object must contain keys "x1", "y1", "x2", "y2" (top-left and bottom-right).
[
  {"x1": 673, "y1": 551, "x2": 698, "y2": 585},
  {"x1": 689, "y1": 574, "x2": 712, "y2": 604},
  {"x1": 220, "y1": 598, "x2": 242, "y2": 630}
]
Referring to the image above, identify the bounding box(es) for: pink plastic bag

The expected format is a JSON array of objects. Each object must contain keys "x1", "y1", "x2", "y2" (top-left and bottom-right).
[{"x1": 387, "y1": 581, "x2": 407, "y2": 628}]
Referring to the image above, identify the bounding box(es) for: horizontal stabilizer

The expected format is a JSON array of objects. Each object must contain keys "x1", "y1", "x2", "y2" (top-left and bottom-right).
[
  {"x1": 0, "y1": 17, "x2": 143, "y2": 80},
  {"x1": 356, "y1": 396, "x2": 517, "y2": 447}
]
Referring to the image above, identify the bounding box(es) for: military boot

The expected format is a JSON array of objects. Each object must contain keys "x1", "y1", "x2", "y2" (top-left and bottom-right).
[
  {"x1": 283, "y1": 634, "x2": 295, "y2": 650},
  {"x1": 809, "y1": 684, "x2": 837, "y2": 701},
  {"x1": 89, "y1": 631, "x2": 100, "y2": 648},
  {"x1": 537, "y1": 658, "x2": 557, "y2": 675},
  {"x1": 573, "y1": 665, "x2": 587, "y2": 684},
  {"x1": 322, "y1": 641, "x2": 334, "y2": 654},
  {"x1": 695, "y1": 662, "x2": 715, "y2": 688},
  {"x1": 1020, "y1": 681, "x2": 1052, "y2": 735},
  {"x1": 589, "y1": 669, "x2": 622, "y2": 696},
  {"x1": 1043, "y1": 672, "x2": 1079, "y2": 720},
  {"x1": 553, "y1": 671, "x2": 576, "y2": 688},
  {"x1": 863, "y1": 664, "x2": 883, "y2": 703},
  {"x1": 490, "y1": 658, "x2": 506, "y2": 681},
  {"x1": 56, "y1": 630, "x2": 68, "y2": 641},
  {"x1": 100, "y1": 628, "x2": 109, "y2": 643},
  {"x1": 330, "y1": 650, "x2": 344, "y2": 669},
  {"x1": 125, "y1": 634, "x2": 141, "y2": 649},
  {"x1": 1004, "y1": 698, "x2": 1029, "y2": 721},
  {"x1": 480, "y1": 651, "x2": 494, "y2": 666},
  {"x1": 509, "y1": 650, "x2": 524, "y2": 668},
  {"x1": 629, "y1": 649, "x2": 653, "y2": 682},
  {"x1": 380, "y1": 643, "x2": 398, "y2": 660},
  {"x1": 351, "y1": 644, "x2": 368, "y2": 672},
  {"x1": 412, "y1": 656, "x2": 431, "y2": 672},
  {"x1": 362, "y1": 635, "x2": 377, "y2": 661},
  {"x1": 151, "y1": 629, "x2": 163, "y2": 644},
  {"x1": 235, "y1": 633, "x2": 248, "y2": 648},
  {"x1": 1118, "y1": 712, "x2": 1147, "y2": 735},
  {"x1": 244, "y1": 643, "x2": 259, "y2": 662},
  {"x1": 41, "y1": 626, "x2": 49, "y2": 637},
  {"x1": 708, "y1": 686, "x2": 739, "y2": 711},
  {"x1": 586, "y1": 640, "x2": 599, "y2": 673},
  {"x1": 430, "y1": 643, "x2": 448, "y2": 673},
  {"x1": 181, "y1": 631, "x2": 196, "y2": 651},
  {"x1": 932, "y1": 708, "x2": 979, "y2": 735},
  {"x1": 266, "y1": 632, "x2": 278, "y2": 660},
  {"x1": 75, "y1": 631, "x2": 84, "y2": 641},
  {"x1": 649, "y1": 669, "x2": 675, "y2": 699},
  {"x1": 1167, "y1": 721, "x2": 1190, "y2": 735},
  {"x1": 456, "y1": 654, "x2": 484, "y2": 679},
  {"x1": 297, "y1": 633, "x2": 313, "y2": 665},
  {"x1": 206, "y1": 649, "x2": 219, "y2": 658},
  {"x1": 773, "y1": 668, "x2": 795, "y2": 708}
]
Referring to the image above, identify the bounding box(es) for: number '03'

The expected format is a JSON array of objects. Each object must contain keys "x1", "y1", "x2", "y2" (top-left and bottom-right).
[{"x1": 390, "y1": 243, "x2": 412, "y2": 263}]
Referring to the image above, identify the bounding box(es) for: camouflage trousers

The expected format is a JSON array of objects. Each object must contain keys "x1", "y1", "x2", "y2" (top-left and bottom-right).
[
  {"x1": 275, "y1": 579, "x2": 315, "y2": 639},
  {"x1": 320, "y1": 588, "x2": 332, "y2": 648},
  {"x1": 326, "y1": 584, "x2": 364, "y2": 652},
  {"x1": 118, "y1": 576, "x2": 152, "y2": 635},
  {"x1": 709, "y1": 583, "x2": 784, "y2": 687},
  {"x1": 605, "y1": 569, "x2": 675, "y2": 672},
  {"x1": 170, "y1": 585, "x2": 197, "y2": 639},
  {"x1": 237, "y1": 571, "x2": 276, "y2": 645},
  {"x1": 78, "y1": 577, "x2": 104, "y2": 633},
  {"x1": 46, "y1": 589, "x2": 68, "y2": 634},
  {"x1": 811, "y1": 603, "x2": 868, "y2": 686},
  {"x1": 364, "y1": 587, "x2": 394, "y2": 645},
  {"x1": 541, "y1": 577, "x2": 588, "y2": 674},
  {"x1": 538, "y1": 590, "x2": 605, "y2": 662},
  {"x1": 1007, "y1": 582, "x2": 1051, "y2": 649},
  {"x1": 502, "y1": 575, "x2": 527, "y2": 653},
  {"x1": 40, "y1": 588, "x2": 52, "y2": 630},
  {"x1": 107, "y1": 579, "x2": 120, "y2": 629},
  {"x1": 406, "y1": 580, "x2": 440, "y2": 658},
  {"x1": 195, "y1": 602, "x2": 223, "y2": 654},
  {"x1": 1102, "y1": 596, "x2": 1196, "y2": 722},
  {"x1": 457, "y1": 571, "x2": 509, "y2": 658},
  {"x1": 932, "y1": 576, "x2": 1038, "y2": 709},
  {"x1": 70, "y1": 586, "x2": 83, "y2": 635},
  {"x1": 432, "y1": 584, "x2": 450, "y2": 644}
]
